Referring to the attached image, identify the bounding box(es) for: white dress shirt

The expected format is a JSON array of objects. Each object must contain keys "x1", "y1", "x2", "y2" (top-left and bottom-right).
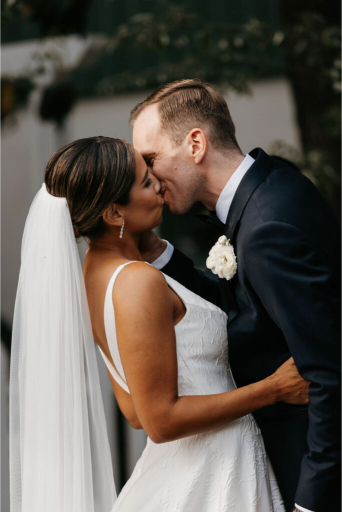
[
  {"x1": 152, "y1": 153, "x2": 313, "y2": 512},
  {"x1": 152, "y1": 240, "x2": 175, "y2": 270},
  {"x1": 215, "y1": 153, "x2": 255, "y2": 223}
]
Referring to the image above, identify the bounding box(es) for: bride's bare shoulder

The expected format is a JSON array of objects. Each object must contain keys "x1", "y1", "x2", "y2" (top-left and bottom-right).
[
  {"x1": 113, "y1": 262, "x2": 174, "y2": 332},
  {"x1": 115, "y1": 261, "x2": 166, "y2": 290},
  {"x1": 113, "y1": 261, "x2": 170, "y2": 308}
]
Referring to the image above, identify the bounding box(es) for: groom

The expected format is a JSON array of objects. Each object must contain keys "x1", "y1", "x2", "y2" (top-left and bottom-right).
[{"x1": 131, "y1": 79, "x2": 341, "y2": 512}]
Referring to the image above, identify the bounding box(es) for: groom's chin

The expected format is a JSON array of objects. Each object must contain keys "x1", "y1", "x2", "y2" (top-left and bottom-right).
[
  {"x1": 163, "y1": 193, "x2": 193, "y2": 215},
  {"x1": 167, "y1": 203, "x2": 192, "y2": 215}
]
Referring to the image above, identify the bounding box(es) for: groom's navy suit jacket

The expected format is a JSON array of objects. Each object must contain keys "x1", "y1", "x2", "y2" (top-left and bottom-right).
[{"x1": 162, "y1": 148, "x2": 341, "y2": 512}]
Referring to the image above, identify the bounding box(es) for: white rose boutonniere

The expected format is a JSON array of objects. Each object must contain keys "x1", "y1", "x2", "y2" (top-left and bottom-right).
[{"x1": 206, "y1": 235, "x2": 237, "y2": 281}]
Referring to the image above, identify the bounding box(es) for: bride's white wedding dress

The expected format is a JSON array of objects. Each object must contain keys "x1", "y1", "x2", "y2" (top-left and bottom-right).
[{"x1": 98, "y1": 262, "x2": 285, "y2": 512}]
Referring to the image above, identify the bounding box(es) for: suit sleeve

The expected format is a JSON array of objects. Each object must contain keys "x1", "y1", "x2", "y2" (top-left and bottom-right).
[
  {"x1": 161, "y1": 247, "x2": 223, "y2": 309},
  {"x1": 243, "y1": 221, "x2": 341, "y2": 512}
]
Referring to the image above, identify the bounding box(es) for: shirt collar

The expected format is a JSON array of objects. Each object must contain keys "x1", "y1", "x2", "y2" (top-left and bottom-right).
[{"x1": 215, "y1": 154, "x2": 255, "y2": 224}]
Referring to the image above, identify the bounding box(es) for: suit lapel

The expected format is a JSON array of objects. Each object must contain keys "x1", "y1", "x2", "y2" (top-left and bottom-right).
[
  {"x1": 224, "y1": 148, "x2": 274, "y2": 242},
  {"x1": 223, "y1": 148, "x2": 274, "y2": 325},
  {"x1": 196, "y1": 149, "x2": 274, "y2": 325}
]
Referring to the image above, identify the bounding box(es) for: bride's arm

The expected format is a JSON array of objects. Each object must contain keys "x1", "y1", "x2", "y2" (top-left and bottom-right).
[{"x1": 114, "y1": 263, "x2": 309, "y2": 444}]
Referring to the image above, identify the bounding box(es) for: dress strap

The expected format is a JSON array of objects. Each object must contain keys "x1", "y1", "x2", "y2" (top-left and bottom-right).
[{"x1": 99, "y1": 261, "x2": 138, "y2": 394}]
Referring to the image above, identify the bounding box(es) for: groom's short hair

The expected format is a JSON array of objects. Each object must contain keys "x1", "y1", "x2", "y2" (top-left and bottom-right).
[{"x1": 130, "y1": 79, "x2": 240, "y2": 152}]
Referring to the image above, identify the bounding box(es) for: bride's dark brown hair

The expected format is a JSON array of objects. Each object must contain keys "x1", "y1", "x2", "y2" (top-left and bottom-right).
[{"x1": 45, "y1": 136, "x2": 136, "y2": 240}]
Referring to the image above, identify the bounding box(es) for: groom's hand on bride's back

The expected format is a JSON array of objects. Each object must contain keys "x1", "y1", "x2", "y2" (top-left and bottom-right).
[
  {"x1": 270, "y1": 357, "x2": 310, "y2": 405},
  {"x1": 139, "y1": 230, "x2": 167, "y2": 263}
]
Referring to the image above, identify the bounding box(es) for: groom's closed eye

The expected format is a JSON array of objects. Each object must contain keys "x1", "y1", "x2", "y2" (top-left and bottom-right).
[
  {"x1": 145, "y1": 158, "x2": 154, "y2": 168},
  {"x1": 141, "y1": 152, "x2": 156, "y2": 168}
]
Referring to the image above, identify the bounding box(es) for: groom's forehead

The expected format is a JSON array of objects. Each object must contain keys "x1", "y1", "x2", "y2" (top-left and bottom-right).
[
  {"x1": 133, "y1": 120, "x2": 161, "y2": 150},
  {"x1": 133, "y1": 105, "x2": 160, "y2": 138}
]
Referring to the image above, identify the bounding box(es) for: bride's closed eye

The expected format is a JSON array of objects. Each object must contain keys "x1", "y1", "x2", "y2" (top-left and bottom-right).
[{"x1": 145, "y1": 178, "x2": 153, "y2": 187}]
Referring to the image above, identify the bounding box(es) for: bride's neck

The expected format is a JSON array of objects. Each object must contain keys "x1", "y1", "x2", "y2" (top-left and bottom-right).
[{"x1": 88, "y1": 230, "x2": 144, "y2": 261}]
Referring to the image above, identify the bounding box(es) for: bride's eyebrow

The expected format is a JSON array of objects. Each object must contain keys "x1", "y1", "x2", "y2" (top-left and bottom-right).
[{"x1": 140, "y1": 169, "x2": 149, "y2": 185}]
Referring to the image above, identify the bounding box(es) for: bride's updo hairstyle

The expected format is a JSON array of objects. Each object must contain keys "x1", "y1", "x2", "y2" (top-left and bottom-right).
[{"x1": 45, "y1": 136, "x2": 136, "y2": 240}]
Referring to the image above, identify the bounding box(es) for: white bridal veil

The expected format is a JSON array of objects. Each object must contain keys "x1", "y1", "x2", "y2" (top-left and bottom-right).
[{"x1": 9, "y1": 184, "x2": 117, "y2": 511}]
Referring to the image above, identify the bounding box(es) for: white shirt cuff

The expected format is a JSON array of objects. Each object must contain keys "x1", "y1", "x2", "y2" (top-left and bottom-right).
[
  {"x1": 151, "y1": 240, "x2": 174, "y2": 270},
  {"x1": 295, "y1": 504, "x2": 314, "y2": 512}
]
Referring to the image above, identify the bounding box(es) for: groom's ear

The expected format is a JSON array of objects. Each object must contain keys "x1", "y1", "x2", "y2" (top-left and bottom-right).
[
  {"x1": 102, "y1": 204, "x2": 123, "y2": 227},
  {"x1": 187, "y1": 129, "x2": 207, "y2": 164}
]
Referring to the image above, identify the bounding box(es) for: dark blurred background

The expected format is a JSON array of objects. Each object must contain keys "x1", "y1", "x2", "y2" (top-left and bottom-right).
[{"x1": 1, "y1": 1, "x2": 341, "y2": 509}]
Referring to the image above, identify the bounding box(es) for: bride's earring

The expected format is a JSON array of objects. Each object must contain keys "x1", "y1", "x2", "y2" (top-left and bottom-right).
[{"x1": 119, "y1": 221, "x2": 125, "y2": 239}]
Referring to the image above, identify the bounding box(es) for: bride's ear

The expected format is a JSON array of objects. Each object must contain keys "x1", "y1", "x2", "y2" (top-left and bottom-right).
[{"x1": 102, "y1": 204, "x2": 123, "y2": 227}]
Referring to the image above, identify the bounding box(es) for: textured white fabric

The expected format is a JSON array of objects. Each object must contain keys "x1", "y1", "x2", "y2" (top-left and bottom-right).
[
  {"x1": 215, "y1": 154, "x2": 255, "y2": 224},
  {"x1": 100, "y1": 263, "x2": 285, "y2": 511},
  {"x1": 9, "y1": 184, "x2": 116, "y2": 512}
]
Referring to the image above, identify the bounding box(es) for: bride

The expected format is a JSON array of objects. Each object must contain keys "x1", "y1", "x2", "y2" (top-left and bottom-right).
[{"x1": 10, "y1": 136, "x2": 309, "y2": 512}]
